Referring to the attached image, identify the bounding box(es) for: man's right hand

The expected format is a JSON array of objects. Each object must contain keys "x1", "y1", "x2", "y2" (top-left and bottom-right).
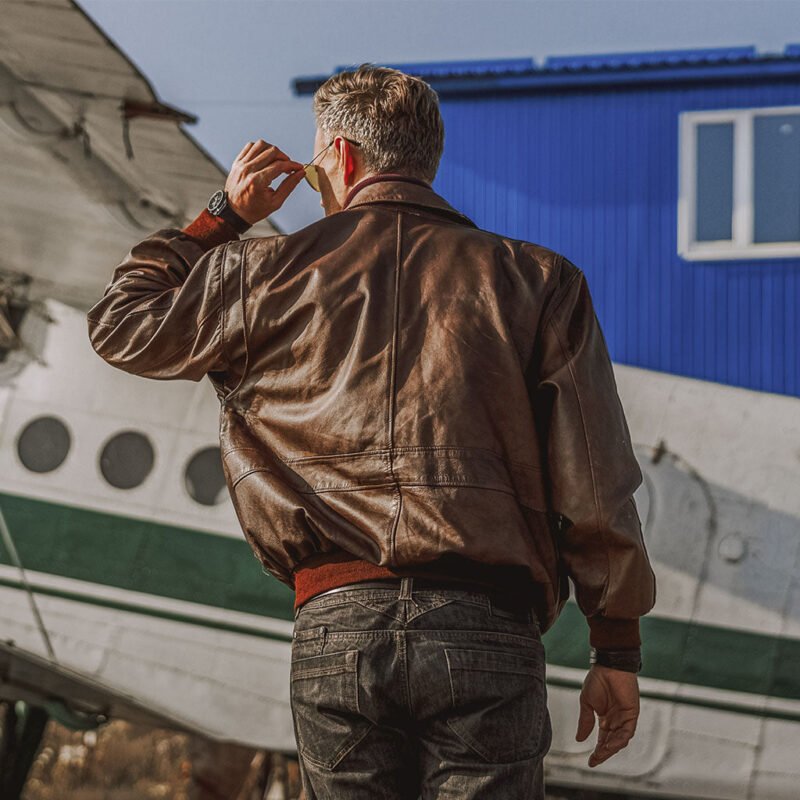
[
  {"x1": 576, "y1": 665, "x2": 640, "y2": 767},
  {"x1": 225, "y1": 140, "x2": 305, "y2": 225}
]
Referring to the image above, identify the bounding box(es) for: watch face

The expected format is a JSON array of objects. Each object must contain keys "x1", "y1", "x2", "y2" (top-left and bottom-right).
[{"x1": 208, "y1": 189, "x2": 227, "y2": 215}]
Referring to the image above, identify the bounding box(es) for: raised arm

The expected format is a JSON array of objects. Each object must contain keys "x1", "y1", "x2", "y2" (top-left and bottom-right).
[
  {"x1": 86, "y1": 222, "x2": 244, "y2": 382},
  {"x1": 86, "y1": 138, "x2": 305, "y2": 383}
]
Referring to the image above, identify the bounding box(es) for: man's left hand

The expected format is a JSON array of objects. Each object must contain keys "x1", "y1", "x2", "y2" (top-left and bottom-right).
[
  {"x1": 576, "y1": 664, "x2": 640, "y2": 767},
  {"x1": 225, "y1": 139, "x2": 306, "y2": 225}
]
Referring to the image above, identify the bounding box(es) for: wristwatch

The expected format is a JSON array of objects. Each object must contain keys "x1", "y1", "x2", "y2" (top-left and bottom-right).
[
  {"x1": 207, "y1": 189, "x2": 252, "y2": 234},
  {"x1": 589, "y1": 647, "x2": 643, "y2": 673}
]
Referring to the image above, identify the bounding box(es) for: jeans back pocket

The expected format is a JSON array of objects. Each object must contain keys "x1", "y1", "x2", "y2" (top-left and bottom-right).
[
  {"x1": 290, "y1": 649, "x2": 375, "y2": 770},
  {"x1": 444, "y1": 646, "x2": 547, "y2": 763}
]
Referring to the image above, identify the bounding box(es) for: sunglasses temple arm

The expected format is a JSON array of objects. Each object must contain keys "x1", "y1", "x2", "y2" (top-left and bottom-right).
[{"x1": 304, "y1": 140, "x2": 335, "y2": 168}]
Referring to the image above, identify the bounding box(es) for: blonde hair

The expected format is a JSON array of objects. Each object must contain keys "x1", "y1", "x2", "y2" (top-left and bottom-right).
[{"x1": 312, "y1": 63, "x2": 444, "y2": 183}]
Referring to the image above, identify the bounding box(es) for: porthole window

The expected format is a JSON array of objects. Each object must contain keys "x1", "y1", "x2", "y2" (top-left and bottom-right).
[
  {"x1": 17, "y1": 416, "x2": 71, "y2": 473},
  {"x1": 99, "y1": 431, "x2": 154, "y2": 490},
  {"x1": 184, "y1": 446, "x2": 227, "y2": 506}
]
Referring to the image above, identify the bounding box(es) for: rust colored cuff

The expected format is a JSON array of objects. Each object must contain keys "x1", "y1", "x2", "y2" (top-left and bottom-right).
[
  {"x1": 181, "y1": 208, "x2": 241, "y2": 251},
  {"x1": 587, "y1": 615, "x2": 641, "y2": 649}
]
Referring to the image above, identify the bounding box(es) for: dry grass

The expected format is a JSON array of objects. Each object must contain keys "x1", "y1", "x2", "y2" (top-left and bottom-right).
[{"x1": 22, "y1": 718, "x2": 193, "y2": 800}]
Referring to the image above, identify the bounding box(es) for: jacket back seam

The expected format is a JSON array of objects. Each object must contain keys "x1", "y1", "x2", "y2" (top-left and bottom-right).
[
  {"x1": 221, "y1": 442, "x2": 538, "y2": 464},
  {"x1": 387, "y1": 210, "x2": 404, "y2": 562}
]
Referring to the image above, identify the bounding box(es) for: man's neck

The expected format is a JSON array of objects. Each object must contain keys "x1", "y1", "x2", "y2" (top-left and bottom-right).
[{"x1": 343, "y1": 172, "x2": 432, "y2": 209}]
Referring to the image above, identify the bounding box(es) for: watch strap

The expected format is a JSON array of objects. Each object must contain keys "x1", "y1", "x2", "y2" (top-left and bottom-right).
[{"x1": 216, "y1": 202, "x2": 252, "y2": 234}]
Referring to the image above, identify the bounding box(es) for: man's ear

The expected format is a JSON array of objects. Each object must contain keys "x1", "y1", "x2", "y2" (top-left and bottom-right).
[{"x1": 342, "y1": 138, "x2": 357, "y2": 185}]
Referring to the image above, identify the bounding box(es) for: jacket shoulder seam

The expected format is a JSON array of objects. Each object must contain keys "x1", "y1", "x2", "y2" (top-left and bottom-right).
[
  {"x1": 548, "y1": 309, "x2": 609, "y2": 589},
  {"x1": 540, "y1": 258, "x2": 581, "y2": 332},
  {"x1": 219, "y1": 240, "x2": 234, "y2": 374},
  {"x1": 221, "y1": 237, "x2": 253, "y2": 402}
]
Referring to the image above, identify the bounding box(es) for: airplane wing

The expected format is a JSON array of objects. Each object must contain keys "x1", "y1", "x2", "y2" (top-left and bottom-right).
[
  {"x1": 0, "y1": 640, "x2": 202, "y2": 734},
  {"x1": 0, "y1": 0, "x2": 280, "y2": 310}
]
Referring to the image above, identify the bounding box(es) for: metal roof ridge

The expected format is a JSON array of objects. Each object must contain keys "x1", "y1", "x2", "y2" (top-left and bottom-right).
[
  {"x1": 542, "y1": 45, "x2": 759, "y2": 71},
  {"x1": 334, "y1": 57, "x2": 538, "y2": 76},
  {"x1": 292, "y1": 44, "x2": 800, "y2": 97}
]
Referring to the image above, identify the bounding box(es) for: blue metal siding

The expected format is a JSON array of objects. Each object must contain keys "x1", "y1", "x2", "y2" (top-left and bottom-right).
[{"x1": 431, "y1": 82, "x2": 800, "y2": 397}]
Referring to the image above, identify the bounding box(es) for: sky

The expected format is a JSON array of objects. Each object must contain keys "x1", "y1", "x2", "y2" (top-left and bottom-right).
[{"x1": 78, "y1": 0, "x2": 800, "y2": 232}]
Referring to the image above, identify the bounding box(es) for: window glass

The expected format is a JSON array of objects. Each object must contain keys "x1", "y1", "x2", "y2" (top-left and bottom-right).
[
  {"x1": 99, "y1": 431, "x2": 154, "y2": 490},
  {"x1": 754, "y1": 113, "x2": 800, "y2": 243},
  {"x1": 695, "y1": 122, "x2": 734, "y2": 242},
  {"x1": 184, "y1": 446, "x2": 227, "y2": 506},
  {"x1": 17, "y1": 416, "x2": 71, "y2": 473}
]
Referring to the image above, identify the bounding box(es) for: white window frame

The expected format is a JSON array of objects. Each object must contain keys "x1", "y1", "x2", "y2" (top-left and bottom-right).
[{"x1": 678, "y1": 105, "x2": 800, "y2": 261}]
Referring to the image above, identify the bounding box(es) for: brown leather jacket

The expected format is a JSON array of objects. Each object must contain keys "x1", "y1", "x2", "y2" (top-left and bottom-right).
[{"x1": 86, "y1": 176, "x2": 656, "y2": 645}]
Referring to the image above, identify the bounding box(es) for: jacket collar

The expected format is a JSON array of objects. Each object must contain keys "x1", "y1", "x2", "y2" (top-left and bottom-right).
[{"x1": 342, "y1": 173, "x2": 478, "y2": 228}]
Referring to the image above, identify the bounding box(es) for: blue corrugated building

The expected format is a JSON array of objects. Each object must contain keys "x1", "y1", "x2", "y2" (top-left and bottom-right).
[{"x1": 294, "y1": 46, "x2": 800, "y2": 398}]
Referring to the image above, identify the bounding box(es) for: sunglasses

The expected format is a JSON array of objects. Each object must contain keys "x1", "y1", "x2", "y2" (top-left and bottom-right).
[{"x1": 303, "y1": 137, "x2": 362, "y2": 191}]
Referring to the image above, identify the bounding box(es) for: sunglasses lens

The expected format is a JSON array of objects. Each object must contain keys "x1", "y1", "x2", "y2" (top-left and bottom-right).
[{"x1": 304, "y1": 164, "x2": 320, "y2": 192}]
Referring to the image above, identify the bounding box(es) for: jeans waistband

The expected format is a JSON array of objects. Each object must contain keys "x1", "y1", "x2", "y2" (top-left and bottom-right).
[{"x1": 302, "y1": 576, "x2": 534, "y2": 618}]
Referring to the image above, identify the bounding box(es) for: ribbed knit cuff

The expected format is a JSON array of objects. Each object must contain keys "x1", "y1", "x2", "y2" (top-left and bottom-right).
[
  {"x1": 181, "y1": 208, "x2": 241, "y2": 251},
  {"x1": 587, "y1": 615, "x2": 641, "y2": 649},
  {"x1": 589, "y1": 646, "x2": 642, "y2": 673}
]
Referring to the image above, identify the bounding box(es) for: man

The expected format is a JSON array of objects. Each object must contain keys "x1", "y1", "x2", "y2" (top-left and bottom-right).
[{"x1": 87, "y1": 64, "x2": 656, "y2": 799}]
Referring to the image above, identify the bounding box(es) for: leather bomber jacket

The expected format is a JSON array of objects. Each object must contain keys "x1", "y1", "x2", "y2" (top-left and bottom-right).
[{"x1": 86, "y1": 177, "x2": 657, "y2": 644}]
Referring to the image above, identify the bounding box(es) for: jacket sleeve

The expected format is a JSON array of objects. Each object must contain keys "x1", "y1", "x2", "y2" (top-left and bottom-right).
[
  {"x1": 531, "y1": 258, "x2": 657, "y2": 650},
  {"x1": 86, "y1": 215, "x2": 242, "y2": 381}
]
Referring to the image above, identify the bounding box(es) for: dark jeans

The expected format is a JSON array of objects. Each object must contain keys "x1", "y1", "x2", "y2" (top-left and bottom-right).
[{"x1": 290, "y1": 576, "x2": 553, "y2": 799}]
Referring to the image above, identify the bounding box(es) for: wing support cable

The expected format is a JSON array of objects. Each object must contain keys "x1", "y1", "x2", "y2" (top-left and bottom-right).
[{"x1": 0, "y1": 502, "x2": 58, "y2": 663}]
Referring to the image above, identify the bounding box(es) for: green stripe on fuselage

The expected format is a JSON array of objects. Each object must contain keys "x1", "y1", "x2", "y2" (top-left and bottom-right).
[
  {"x1": 1, "y1": 491, "x2": 799, "y2": 704},
  {"x1": 0, "y1": 490, "x2": 295, "y2": 620}
]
